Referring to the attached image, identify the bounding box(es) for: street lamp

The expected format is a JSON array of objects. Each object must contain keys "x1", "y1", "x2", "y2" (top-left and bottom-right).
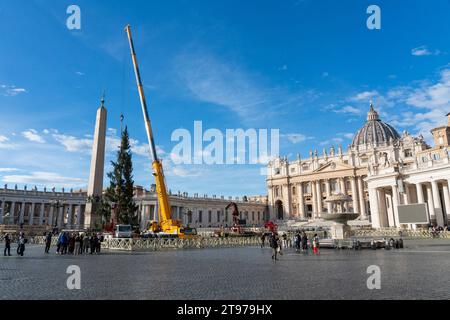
[{"x1": 50, "y1": 199, "x2": 65, "y2": 232}]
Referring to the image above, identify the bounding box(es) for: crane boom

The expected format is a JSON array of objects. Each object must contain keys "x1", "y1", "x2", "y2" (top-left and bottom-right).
[{"x1": 124, "y1": 24, "x2": 175, "y2": 232}]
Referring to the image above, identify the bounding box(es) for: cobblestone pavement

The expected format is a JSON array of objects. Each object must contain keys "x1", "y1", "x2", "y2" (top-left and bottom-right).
[{"x1": 1, "y1": 239, "x2": 450, "y2": 300}]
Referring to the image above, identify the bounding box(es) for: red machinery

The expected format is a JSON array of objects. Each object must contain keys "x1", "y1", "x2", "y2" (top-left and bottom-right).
[
  {"x1": 225, "y1": 202, "x2": 242, "y2": 234},
  {"x1": 264, "y1": 221, "x2": 278, "y2": 233}
]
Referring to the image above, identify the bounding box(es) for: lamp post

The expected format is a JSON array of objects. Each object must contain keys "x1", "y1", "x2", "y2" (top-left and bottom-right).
[{"x1": 51, "y1": 199, "x2": 65, "y2": 232}]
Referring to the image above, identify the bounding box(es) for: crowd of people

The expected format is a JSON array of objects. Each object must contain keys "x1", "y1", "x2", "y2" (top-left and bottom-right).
[
  {"x1": 261, "y1": 230, "x2": 320, "y2": 260},
  {"x1": 3, "y1": 232, "x2": 27, "y2": 256},
  {"x1": 2, "y1": 231, "x2": 103, "y2": 257},
  {"x1": 47, "y1": 232, "x2": 103, "y2": 255}
]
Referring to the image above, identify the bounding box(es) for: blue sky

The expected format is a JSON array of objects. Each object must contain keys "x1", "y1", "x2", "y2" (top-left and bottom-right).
[{"x1": 0, "y1": 0, "x2": 449, "y2": 197}]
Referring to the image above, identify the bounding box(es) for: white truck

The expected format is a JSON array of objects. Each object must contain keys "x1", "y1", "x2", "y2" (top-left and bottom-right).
[{"x1": 114, "y1": 224, "x2": 132, "y2": 238}]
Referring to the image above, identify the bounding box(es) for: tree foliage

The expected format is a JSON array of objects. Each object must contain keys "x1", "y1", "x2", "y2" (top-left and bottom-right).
[{"x1": 105, "y1": 126, "x2": 138, "y2": 225}]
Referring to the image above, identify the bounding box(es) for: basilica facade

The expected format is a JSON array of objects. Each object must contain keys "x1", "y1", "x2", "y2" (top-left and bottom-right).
[{"x1": 267, "y1": 104, "x2": 450, "y2": 229}]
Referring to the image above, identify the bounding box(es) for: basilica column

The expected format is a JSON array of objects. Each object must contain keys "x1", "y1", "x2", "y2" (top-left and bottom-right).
[
  {"x1": 358, "y1": 177, "x2": 367, "y2": 218},
  {"x1": 416, "y1": 183, "x2": 425, "y2": 204},
  {"x1": 392, "y1": 184, "x2": 400, "y2": 228},
  {"x1": 29, "y1": 202, "x2": 36, "y2": 226},
  {"x1": 431, "y1": 181, "x2": 444, "y2": 227},
  {"x1": 311, "y1": 181, "x2": 318, "y2": 217},
  {"x1": 325, "y1": 179, "x2": 332, "y2": 213},
  {"x1": 350, "y1": 177, "x2": 359, "y2": 214},
  {"x1": 442, "y1": 182, "x2": 450, "y2": 223},
  {"x1": 368, "y1": 188, "x2": 380, "y2": 228},
  {"x1": 315, "y1": 180, "x2": 323, "y2": 217},
  {"x1": 339, "y1": 178, "x2": 348, "y2": 212},
  {"x1": 377, "y1": 189, "x2": 389, "y2": 227},
  {"x1": 426, "y1": 184, "x2": 435, "y2": 223},
  {"x1": 298, "y1": 183, "x2": 305, "y2": 218}
]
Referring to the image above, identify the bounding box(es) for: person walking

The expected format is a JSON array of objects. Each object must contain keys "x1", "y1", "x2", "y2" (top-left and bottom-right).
[
  {"x1": 295, "y1": 232, "x2": 301, "y2": 253},
  {"x1": 312, "y1": 233, "x2": 319, "y2": 255},
  {"x1": 3, "y1": 233, "x2": 11, "y2": 256},
  {"x1": 45, "y1": 232, "x2": 52, "y2": 254},
  {"x1": 260, "y1": 233, "x2": 266, "y2": 248},
  {"x1": 90, "y1": 234, "x2": 96, "y2": 254},
  {"x1": 301, "y1": 232, "x2": 308, "y2": 252},
  {"x1": 17, "y1": 232, "x2": 26, "y2": 256},
  {"x1": 68, "y1": 233, "x2": 75, "y2": 254},
  {"x1": 56, "y1": 232, "x2": 63, "y2": 254},
  {"x1": 83, "y1": 234, "x2": 90, "y2": 254},
  {"x1": 61, "y1": 232, "x2": 68, "y2": 255},
  {"x1": 269, "y1": 232, "x2": 279, "y2": 260},
  {"x1": 95, "y1": 233, "x2": 102, "y2": 254},
  {"x1": 74, "y1": 233, "x2": 81, "y2": 255}
]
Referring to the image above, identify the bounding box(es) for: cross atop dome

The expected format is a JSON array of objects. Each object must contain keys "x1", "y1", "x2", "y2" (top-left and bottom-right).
[{"x1": 367, "y1": 101, "x2": 379, "y2": 121}]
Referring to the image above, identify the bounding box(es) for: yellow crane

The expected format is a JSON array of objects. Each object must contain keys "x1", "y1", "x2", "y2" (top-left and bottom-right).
[{"x1": 125, "y1": 25, "x2": 197, "y2": 238}]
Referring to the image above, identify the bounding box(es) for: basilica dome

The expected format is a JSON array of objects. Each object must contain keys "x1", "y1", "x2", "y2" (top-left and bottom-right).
[{"x1": 351, "y1": 103, "x2": 400, "y2": 147}]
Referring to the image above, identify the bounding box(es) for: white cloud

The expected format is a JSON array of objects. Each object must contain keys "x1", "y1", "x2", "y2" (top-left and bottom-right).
[
  {"x1": 0, "y1": 168, "x2": 19, "y2": 173},
  {"x1": 75, "y1": 71, "x2": 85, "y2": 76},
  {"x1": 22, "y1": 129, "x2": 45, "y2": 143},
  {"x1": 333, "y1": 105, "x2": 361, "y2": 115},
  {"x1": 411, "y1": 45, "x2": 441, "y2": 57},
  {"x1": 0, "y1": 135, "x2": 9, "y2": 142},
  {"x1": 282, "y1": 133, "x2": 311, "y2": 144},
  {"x1": 175, "y1": 52, "x2": 317, "y2": 122},
  {"x1": 53, "y1": 133, "x2": 92, "y2": 152},
  {"x1": 0, "y1": 84, "x2": 27, "y2": 97},
  {"x1": 2, "y1": 171, "x2": 86, "y2": 188},
  {"x1": 350, "y1": 90, "x2": 379, "y2": 102},
  {"x1": 406, "y1": 69, "x2": 450, "y2": 109},
  {"x1": 319, "y1": 137, "x2": 343, "y2": 146}
]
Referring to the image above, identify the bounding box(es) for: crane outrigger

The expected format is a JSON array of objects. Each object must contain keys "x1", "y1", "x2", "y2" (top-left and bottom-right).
[{"x1": 125, "y1": 25, "x2": 196, "y2": 238}]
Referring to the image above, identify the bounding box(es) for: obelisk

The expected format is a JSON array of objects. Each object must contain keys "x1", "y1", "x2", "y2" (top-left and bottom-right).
[{"x1": 84, "y1": 95, "x2": 107, "y2": 229}]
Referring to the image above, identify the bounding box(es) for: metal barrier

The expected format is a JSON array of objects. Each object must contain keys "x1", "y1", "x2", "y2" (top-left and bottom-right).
[
  {"x1": 100, "y1": 236, "x2": 262, "y2": 251},
  {"x1": 352, "y1": 229, "x2": 450, "y2": 239}
]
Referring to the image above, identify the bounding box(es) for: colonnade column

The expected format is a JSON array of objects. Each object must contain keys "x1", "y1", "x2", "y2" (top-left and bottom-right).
[
  {"x1": 57, "y1": 206, "x2": 64, "y2": 228},
  {"x1": 358, "y1": 177, "x2": 366, "y2": 218},
  {"x1": 39, "y1": 203, "x2": 45, "y2": 226},
  {"x1": 67, "y1": 204, "x2": 73, "y2": 227},
  {"x1": 19, "y1": 202, "x2": 25, "y2": 224},
  {"x1": 0, "y1": 200, "x2": 4, "y2": 224},
  {"x1": 325, "y1": 179, "x2": 332, "y2": 213},
  {"x1": 431, "y1": 180, "x2": 444, "y2": 227},
  {"x1": 76, "y1": 205, "x2": 82, "y2": 228},
  {"x1": 350, "y1": 177, "x2": 359, "y2": 214},
  {"x1": 29, "y1": 202, "x2": 36, "y2": 226},
  {"x1": 298, "y1": 183, "x2": 305, "y2": 218},
  {"x1": 48, "y1": 206, "x2": 54, "y2": 227},
  {"x1": 315, "y1": 180, "x2": 322, "y2": 217}
]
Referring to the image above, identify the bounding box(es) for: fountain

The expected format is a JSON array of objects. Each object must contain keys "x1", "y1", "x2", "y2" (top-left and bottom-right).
[{"x1": 321, "y1": 193, "x2": 359, "y2": 239}]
